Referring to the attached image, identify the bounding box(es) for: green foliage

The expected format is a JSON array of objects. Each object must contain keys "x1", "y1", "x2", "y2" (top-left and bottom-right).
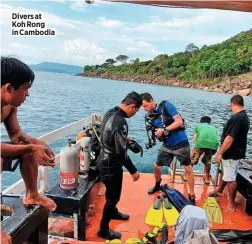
[
  {"x1": 185, "y1": 43, "x2": 199, "y2": 53},
  {"x1": 105, "y1": 58, "x2": 116, "y2": 66},
  {"x1": 84, "y1": 30, "x2": 252, "y2": 82},
  {"x1": 115, "y1": 55, "x2": 129, "y2": 64}
]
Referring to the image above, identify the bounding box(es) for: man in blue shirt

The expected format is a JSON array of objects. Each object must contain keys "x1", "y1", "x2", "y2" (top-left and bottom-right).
[{"x1": 141, "y1": 93, "x2": 195, "y2": 203}]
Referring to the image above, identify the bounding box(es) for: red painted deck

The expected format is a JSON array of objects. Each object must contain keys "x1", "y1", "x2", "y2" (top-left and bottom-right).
[{"x1": 49, "y1": 172, "x2": 252, "y2": 243}]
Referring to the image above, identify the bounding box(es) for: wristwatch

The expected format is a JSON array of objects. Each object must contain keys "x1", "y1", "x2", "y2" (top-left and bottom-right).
[{"x1": 163, "y1": 128, "x2": 169, "y2": 136}]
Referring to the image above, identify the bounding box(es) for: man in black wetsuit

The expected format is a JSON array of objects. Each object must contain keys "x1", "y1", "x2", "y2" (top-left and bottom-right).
[{"x1": 97, "y1": 91, "x2": 142, "y2": 240}]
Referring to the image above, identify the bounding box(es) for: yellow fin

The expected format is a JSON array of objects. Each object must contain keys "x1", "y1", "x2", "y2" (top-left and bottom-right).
[
  {"x1": 162, "y1": 201, "x2": 179, "y2": 226},
  {"x1": 125, "y1": 237, "x2": 142, "y2": 243},
  {"x1": 107, "y1": 239, "x2": 122, "y2": 243},
  {"x1": 145, "y1": 199, "x2": 164, "y2": 226},
  {"x1": 203, "y1": 197, "x2": 223, "y2": 224}
]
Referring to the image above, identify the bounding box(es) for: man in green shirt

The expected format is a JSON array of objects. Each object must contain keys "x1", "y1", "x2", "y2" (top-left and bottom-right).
[{"x1": 182, "y1": 116, "x2": 218, "y2": 184}]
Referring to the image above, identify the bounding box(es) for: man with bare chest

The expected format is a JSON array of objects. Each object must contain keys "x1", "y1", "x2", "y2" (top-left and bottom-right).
[{"x1": 1, "y1": 57, "x2": 57, "y2": 243}]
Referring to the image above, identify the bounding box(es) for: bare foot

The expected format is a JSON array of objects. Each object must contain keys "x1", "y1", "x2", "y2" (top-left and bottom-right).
[
  {"x1": 23, "y1": 193, "x2": 57, "y2": 212},
  {"x1": 203, "y1": 176, "x2": 210, "y2": 185},
  {"x1": 181, "y1": 173, "x2": 187, "y2": 181},
  {"x1": 226, "y1": 202, "x2": 235, "y2": 214},
  {"x1": 1, "y1": 229, "x2": 12, "y2": 244},
  {"x1": 207, "y1": 190, "x2": 224, "y2": 197}
]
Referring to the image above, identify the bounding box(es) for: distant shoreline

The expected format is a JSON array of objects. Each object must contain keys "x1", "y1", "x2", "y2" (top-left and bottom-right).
[{"x1": 76, "y1": 72, "x2": 252, "y2": 97}]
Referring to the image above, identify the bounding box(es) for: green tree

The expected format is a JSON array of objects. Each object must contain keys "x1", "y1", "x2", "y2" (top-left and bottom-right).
[
  {"x1": 85, "y1": 29, "x2": 252, "y2": 82},
  {"x1": 133, "y1": 58, "x2": 140, "y2": 64},
  {"x1": 116, "y1": 55, "x2": 129, "y2": 64},
  {"x1": 201, "y1": 45, "x2": 208, "y2": 50},
  {"x1": 185, "y1": 43, "x2": 199, "y2": 53},
  {"x1": 105, "y1": 58, "x2": 116, "y2": 66}
]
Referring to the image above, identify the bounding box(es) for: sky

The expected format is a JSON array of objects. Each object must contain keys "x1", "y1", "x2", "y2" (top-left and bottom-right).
[{"x1": 1, "y1": 0, "x2": 252, "y2": 67}]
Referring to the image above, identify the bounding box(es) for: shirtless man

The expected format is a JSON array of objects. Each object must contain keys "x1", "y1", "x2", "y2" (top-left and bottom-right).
[{"x1": 1, "y1": 57, "x2": 57, "y2": 243}]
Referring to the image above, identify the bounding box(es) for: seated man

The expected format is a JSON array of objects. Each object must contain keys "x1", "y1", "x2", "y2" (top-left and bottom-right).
[
  {"x1": 182, "y1": 116, "x2": 219, "y2": 184},
  {"x1": 1, "y1": 57, "x2": 57, "y2": 243}
]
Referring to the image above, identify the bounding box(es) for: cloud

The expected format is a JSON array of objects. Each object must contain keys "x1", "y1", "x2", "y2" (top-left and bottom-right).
[
  {"x1": 125, "y1": 41, "x2": 161, "y2": 60},
  {"x1": 64, "y1": 38, "x2": 107, "y2": 63},
  {"x1": 99, "y1": 32, "x2": 135, "y2": 43},
  {"x1": 160, "y1": 34, "x2": 228, "y2": 46},
  {"x1": 0, "y1": 3, "x2": 83, "y2": 29},
  {"x1": 2, "y1": 2, "x2": 252, "y2": 66},
  {"x1": 97, "y1": 16, "x2": 124, "y2": 28},
  {"x1": 3, "y1": 42, "x2": 55, "y2": 64},
  {"x1": 69, "y1": 0, "x2": 112, "y2": 11},
  {"x1": 193, "y1": 35, "x2": 228, "y2": 46},
  {"x1": 8, "y1": 42, "x2": 32, "y2": 49},
  {"x1": 51, "y1": 0, "x2": 66, "y2": 2},
  {"x1": 9, "y1": 42, "x2": 53, "y2": 51},
  {"x1": 95, "y1": 0, "x2": 113, "y2": 4},
  {"x1": 69, "y1": 0, "x2": 87, "y2": 12},
  {"x1": 125, "y1": 11, "x2": 221, "y2": 33}
]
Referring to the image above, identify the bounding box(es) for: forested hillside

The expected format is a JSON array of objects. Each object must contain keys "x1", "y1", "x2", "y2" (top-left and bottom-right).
[{"x1": 84, "y1": 29, "x2": 252, "y2": 83}]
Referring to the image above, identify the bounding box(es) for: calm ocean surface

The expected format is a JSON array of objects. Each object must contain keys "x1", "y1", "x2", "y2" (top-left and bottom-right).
[{"x1": 1, "y1": 71, "x2": 251, "y2": 189}]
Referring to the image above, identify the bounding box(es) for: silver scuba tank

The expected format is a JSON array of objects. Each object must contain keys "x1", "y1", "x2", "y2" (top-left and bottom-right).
[
  {"x1": 59, "y1": 139, "x2": 79, "y2": 190},
  {"x1": 79, "y1": 136, "x2": 91, "y2": 172}
]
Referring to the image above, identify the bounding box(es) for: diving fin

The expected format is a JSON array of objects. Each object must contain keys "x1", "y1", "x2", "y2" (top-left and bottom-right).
[
  {"x1": 105, "y1": 239, "x2": 122, "y2": 243},
  {"x1": 161, "y1": 184, "x2": 191, "y2": 212},
  {"x1": 162, "y1": 194, "x2": 172, "y2": 209},
  {"x1": 145, "y1": 196, "x2": 164, "y2": 227},
  {"x1": 162, "y1": 200, "x2": 179, "y2": 226},
  {"x1": 203, "y1": 197, "x2": 223, "y2": 224},
  {"x1": 212, "y1": 229, "x2": 252, "y2": 242},
  {"x1": 125, "y1": 237, "x2": 143, "y2": 243}
]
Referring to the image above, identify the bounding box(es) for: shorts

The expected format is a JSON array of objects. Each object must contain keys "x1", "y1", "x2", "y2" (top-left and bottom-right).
[
  {"x1": 1, "y1": 142, "x2": 21, "y2": 172},
  {"x1": 190, "y1": 148, "x2": 217, "y2": 165},
  {"x1": 156, "y1": 145, "x2": 191, "y2": 167},
  {"x1": 220, "y1": 159, "x2": 240, "y2": 182},
  {"x1": 2, "y1": 156, "x2": 21, "y2": 172}
]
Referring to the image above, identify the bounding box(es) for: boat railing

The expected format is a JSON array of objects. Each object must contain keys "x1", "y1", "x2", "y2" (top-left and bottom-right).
[
  {"x1": 2, "y1": 113, "x2": 102, "y2": 195},
  {"x1": 169, "y1": 154, "x2": 219, "y2": 185},
  {"x1": 3, "y1": 112, "x2": 218, "y2": 196}
]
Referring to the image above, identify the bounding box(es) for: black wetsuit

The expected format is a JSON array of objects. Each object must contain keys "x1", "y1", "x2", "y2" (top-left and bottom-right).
[{"x1": 98, "y1": 106, "x2": 137, "y2": 231}]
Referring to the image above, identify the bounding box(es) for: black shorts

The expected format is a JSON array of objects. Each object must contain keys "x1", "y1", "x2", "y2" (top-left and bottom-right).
[
  {"x1": 1, "y1": 142, "x2": 21, "y2": 172},
  {"x1": 156, "y1": 145, "x2": 191, "y2": 167},
  {"x1": 2, "y1": 156, "x2": 21, "y2": 172}
]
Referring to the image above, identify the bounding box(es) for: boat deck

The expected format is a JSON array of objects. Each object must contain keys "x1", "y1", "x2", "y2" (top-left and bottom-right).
[{"x1": 48, "y1": 172, "x2": 252, "y2": 243}]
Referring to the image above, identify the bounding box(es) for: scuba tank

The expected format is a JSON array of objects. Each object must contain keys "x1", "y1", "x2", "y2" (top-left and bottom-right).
[
  {"x1": 76, "y1": 124, "x2": 102, "y2": 179},
  {"x1": 59, "y1": 139, "x2": 79, "y2": 190},
  {"x1": 79, "y1": 136, "x2": 91, "y2": 172}
]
